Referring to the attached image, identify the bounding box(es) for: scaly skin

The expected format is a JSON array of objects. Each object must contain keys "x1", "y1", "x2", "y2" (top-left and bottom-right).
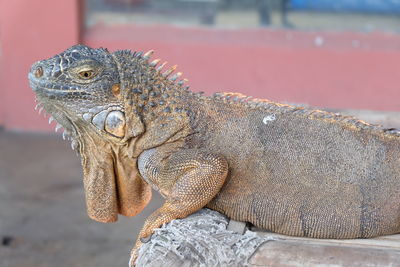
[{"x1": 29, "y1": 45, "x2": 400, "y2": 266}]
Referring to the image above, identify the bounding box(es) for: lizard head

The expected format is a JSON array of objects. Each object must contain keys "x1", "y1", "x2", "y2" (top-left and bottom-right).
[
  {"x1": 29, "y1": 44, "x2": 126, "y2": 141},
  {"x1": 29, "y1": 45, "x2": 152, "y2": 223}
]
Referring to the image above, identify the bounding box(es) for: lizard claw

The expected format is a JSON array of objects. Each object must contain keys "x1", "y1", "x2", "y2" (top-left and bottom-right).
[
  {"x1": 129, "y1": 238, "x2": 145, "y2": 267},
  {"x1": 129, "y1": 252, "x2": 138, "y2": 267},
  {"x1": 140, "y1": 234, "x2": 152, "y2": 243}
]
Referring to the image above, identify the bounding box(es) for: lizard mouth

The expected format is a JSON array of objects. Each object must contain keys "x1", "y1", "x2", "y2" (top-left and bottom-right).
[
  {"x1": 28, "y1": 72, "x2": 89, "y2": 98},
  {"x1": 29, "y1": 78, "x2": 86, "y2": 97}
]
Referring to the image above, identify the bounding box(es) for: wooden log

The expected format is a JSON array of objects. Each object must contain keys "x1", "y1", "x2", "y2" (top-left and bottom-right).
[
  {"x1": 136, "y1": 209, "x2": 400, "y2": 267},
  {"x1": 135, "y1": 209, "x2": 269, "y2": 267}
]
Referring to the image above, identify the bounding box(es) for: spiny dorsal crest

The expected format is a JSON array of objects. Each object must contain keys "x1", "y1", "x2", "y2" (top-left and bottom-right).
[
  {"x1": 213, "y1": 92, "x2": 400, "y2": 137},
  {"x1": 135, "y1": 50, "x2": 188, "y2": 86},
  {"x1": 116, "y1": 50, "x2": 189, "y2": 87},
  {"x1": 114, "y1": 49, "x2": 192, "y2": 122},
  {"x1": 143, "y1": 50, "x2": 154, "y2": 59},
  {"x1": 149, "y1": 59, "x2": 161, "y2": 67}
]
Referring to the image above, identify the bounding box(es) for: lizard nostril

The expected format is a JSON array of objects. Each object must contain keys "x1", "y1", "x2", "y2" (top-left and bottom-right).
[{"x1": 34, "y1": 66, "x2": 43, "y2": 78}]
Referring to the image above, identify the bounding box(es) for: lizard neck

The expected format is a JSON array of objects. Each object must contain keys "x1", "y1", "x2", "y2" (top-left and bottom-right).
[
  {"x1": 112, "y1": 49, "x2": 193, "y2": 127},
  {"x1": 114, "y1": 53, "x2": 200, "y2": 156}
]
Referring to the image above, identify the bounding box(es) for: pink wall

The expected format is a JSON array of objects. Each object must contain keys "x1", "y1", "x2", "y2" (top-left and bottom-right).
[
  {"x1": 1, "y1": 0, "x2": 399, "y2": 132},
  {"x1": 0, "y1": 0, "x2": 80, "y2": 131},
  {"x1": 85, "y1": 25, "x2": 400, "y2": 112}
]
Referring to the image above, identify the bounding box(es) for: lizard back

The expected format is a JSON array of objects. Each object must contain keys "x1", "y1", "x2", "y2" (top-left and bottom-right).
[{"x1": 185, "y1": 94, "x2": 400, "y2": 238}]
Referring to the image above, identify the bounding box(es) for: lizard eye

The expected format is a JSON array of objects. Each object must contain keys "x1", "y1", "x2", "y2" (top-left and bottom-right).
[{"x1": 78, "y1": 70, "x2": 96, "y2": 79}]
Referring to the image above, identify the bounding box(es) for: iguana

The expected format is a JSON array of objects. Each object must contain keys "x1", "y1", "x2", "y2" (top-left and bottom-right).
[{"x1": 29, "y1": 45, "x2": 400, "y2": 265}]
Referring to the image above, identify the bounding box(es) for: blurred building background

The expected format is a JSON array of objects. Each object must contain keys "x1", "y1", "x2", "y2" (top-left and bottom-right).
[{"x1": 1, "y1": 0, "x2": 400, "y2": 132}]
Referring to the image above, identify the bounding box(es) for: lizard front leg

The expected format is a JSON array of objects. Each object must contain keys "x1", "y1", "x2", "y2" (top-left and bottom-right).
[{"x1": 129, "y1": 147, "x2": 229, "y2": 266}]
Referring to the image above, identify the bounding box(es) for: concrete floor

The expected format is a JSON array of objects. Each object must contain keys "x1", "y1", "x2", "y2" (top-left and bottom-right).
[{"x1": 0, "y1": 131, "x2": 162, "y2": 267}]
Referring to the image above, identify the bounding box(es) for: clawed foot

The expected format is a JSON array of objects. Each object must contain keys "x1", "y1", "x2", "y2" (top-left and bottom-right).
[
  {"x1": 129, "y1": 234, "x2": 153, "y2": 267},
  {"x1": 129, "y1": 250, "x2": 138, "y2": 267},
  {"x1": 129, "y1": 240, "x2": 142, "y2": 267}
]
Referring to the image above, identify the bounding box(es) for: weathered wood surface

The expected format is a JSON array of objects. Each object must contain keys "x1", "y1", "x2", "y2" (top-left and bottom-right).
[
  {"x1": 136, "y1": 209, "x2": 268, "y2": 267},
  {"x1": 251, "y1": 231, "x2": 400, "y2": 266},
  {"x1": 136, "y1": 209, "x2": 400, "y2": 267}
]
